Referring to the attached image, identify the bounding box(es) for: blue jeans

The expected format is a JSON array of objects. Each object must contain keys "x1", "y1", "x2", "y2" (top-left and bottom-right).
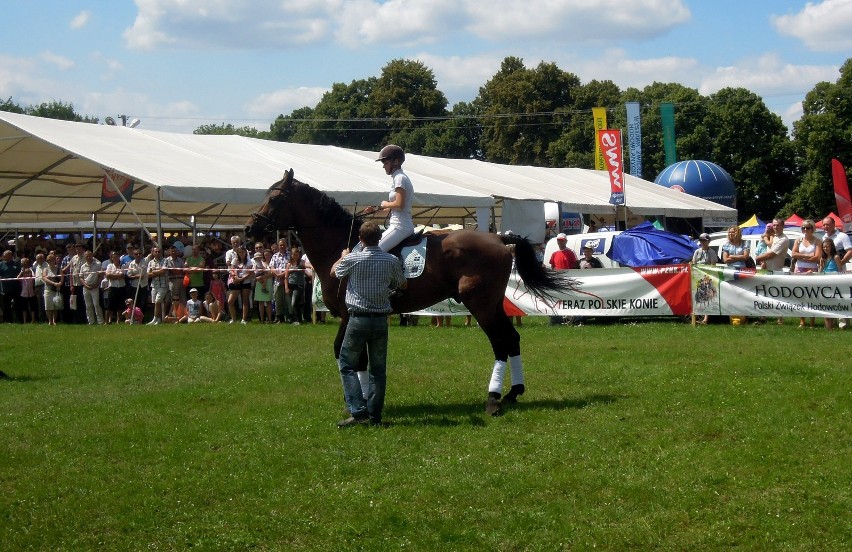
[{"x1": 338, "y1": 315, "x2": 389, "y2": 422}]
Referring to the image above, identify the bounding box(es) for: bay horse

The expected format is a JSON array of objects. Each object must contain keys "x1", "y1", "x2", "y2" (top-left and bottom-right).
[{"x1": 246, "y1": 169, "x2": 571, "y2": 415}]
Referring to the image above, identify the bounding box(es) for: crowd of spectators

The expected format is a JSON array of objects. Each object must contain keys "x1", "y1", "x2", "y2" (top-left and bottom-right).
[
  {"x1": 0, "y1": 232, "x2": 318, "y2": 325},
  {"x1": 3, "y1": 220, "x2": 850, "y2": 328},
  {"x1": 697, "y1": 216, "x2": 851, "y2": 329}
]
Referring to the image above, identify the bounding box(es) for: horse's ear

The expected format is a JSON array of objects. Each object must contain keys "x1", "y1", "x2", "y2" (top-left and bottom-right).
[{"x1": 284, "y1": 168, "x2": 294, "y2": 183}]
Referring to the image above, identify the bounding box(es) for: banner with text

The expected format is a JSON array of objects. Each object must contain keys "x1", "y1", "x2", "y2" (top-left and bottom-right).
[
  {"x1": 592, "y1": 107, "x2": 608, "y2": 171},
  {"x1": 692, "y1": 265, "x2": 852, "y2": 318},
  {"x1": 598, "y1": 129, "x2": 625, "y2": 206},
  {"x1": 314, "y1": 266, "x2": 692, "y2": 317},
  {"x1": 625, "y1": 102, "x2": 642, "y2": 177}
]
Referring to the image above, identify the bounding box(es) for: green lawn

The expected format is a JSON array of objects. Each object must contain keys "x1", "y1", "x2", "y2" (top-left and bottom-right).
[{"x1": 1, "y1": 318, "x2": 850, "y2": 550}]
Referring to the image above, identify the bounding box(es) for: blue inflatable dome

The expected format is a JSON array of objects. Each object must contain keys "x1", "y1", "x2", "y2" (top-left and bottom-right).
[{"x1": 654, "y1": 160, "x2": 736, "y2": 208}]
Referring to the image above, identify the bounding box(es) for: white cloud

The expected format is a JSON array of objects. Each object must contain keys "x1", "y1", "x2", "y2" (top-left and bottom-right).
[
  {"x1": 70, "y1": 10, "x2": 91, "y2": 30},
  {"x1": 336, "y1": 0, "x2": 463, "y2": 47},
  {"x1": 414, "y1": 52, "x2": 503, "y2": 102},
  {"x1": 567, "y1": 49, "x2": 701, "y2": 90},
  {"x1": 82, "y1": 90, "x2": 204, "y2": 132},
  {"x1": 40, "y1": 51, "x2": 75, "y2": 71},
  {"x1": 772, "y1": 0, "x2": 852, "y2": 52},
  {"x1": 122, "y1": 0, "x2": 693, "y2": 51},
  {"x1": 90, "y1": 52, "x2": 124, "y2": 81},
  {"x1": 0, "y1": 56, "x2": 40, "y2": 98},
  {"x1": 464, "y1": 0, "x2": 691, "y2": 41},
  {"x1": 698, "y1": 54, "x2": 840, "y2": 97},
  {"x1": 782, "y1": 101, "x2": 804, "y2": 130},
  {"x1": 246, "y1": 87, "x2": 328, "y2": 118},
  {"x1": 124, "y1": 0, "x2": 335, "y2": 50}
]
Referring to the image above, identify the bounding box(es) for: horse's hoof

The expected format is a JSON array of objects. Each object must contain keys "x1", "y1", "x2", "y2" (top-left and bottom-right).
[
  {"x1": 503, "y1": 384, "x2": 525, "y2": 404},
  {"x1": 486, "y1": 392, "x2": 503, "y2": 416}
]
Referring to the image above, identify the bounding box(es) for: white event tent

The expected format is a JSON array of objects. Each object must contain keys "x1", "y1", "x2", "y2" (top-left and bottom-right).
[{"x1": 0, "y1": 111, "x2": 736, "y2": 243}]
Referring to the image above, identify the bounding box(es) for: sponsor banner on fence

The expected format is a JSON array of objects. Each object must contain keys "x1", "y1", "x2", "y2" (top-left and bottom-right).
[
  {"x1": 692, "y1": 265, "x2": 852, "y2": 318},
  {"x1": 314, "y1": 266, "x2": 692, "y2": 317}
]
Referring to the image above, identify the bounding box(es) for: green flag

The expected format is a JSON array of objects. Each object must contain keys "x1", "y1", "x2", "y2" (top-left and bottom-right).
[{"x1": 660, "y1": 102, "x2": 676, "y2": 166}]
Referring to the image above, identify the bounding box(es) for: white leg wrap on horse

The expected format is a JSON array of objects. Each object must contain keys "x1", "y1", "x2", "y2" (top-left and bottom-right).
[
  {"x1": 509, "y1": 355, "x2": 524, "y2": 386},
  {"x1": 489, "y1": 360, "x2": 507, "y2": 394},
  {"x1": 357, "y1": 370, "x2": 370, "y2": 400}
]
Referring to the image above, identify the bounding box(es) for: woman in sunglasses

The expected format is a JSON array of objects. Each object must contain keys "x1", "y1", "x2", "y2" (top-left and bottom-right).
[{"x1": 791, "y1": 219, "x2": 823, "y2": 328}]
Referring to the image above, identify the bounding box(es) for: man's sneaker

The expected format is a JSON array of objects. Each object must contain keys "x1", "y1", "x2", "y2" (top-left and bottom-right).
[
  {"x1": 240, "y1": 320, "x2": 247, "y2": 325},
  {"x1": 292, "y1": 321, "x2": 300, "y2": 326},
  {"x1": 337, "y1": 415, "x2": 369, "y2": 429},
  {"x1": 152, "y1": 318, "x2": 161, "y2": 325}
]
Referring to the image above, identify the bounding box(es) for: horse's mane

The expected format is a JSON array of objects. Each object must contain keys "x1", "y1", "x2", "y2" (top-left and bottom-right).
[
  {"x1": 290, "y1": 179, "x2": 357, "y2": 229},
  {"x1": 288, "y1": 179, "x2": 365, "y2": 247}
]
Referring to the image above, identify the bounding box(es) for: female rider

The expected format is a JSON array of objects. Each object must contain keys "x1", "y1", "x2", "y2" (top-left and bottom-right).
[{"x1": 365, "y1": 144, "x2": 415, "y2": 252}]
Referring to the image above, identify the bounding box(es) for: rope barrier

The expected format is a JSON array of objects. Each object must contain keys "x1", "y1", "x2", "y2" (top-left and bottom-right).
[{"x1": 0, "y1": 265, "x2": 312, "y2": 283}]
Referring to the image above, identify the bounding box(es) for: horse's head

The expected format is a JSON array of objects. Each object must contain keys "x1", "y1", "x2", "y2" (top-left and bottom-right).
[{"x1": 245, "y1": 169, "x2": 296, "y2": 239}]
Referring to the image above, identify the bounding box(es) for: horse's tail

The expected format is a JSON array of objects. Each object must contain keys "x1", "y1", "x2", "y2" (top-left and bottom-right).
[{"x1": 502, "y1": 235, "x2": 577, "y2": 300}]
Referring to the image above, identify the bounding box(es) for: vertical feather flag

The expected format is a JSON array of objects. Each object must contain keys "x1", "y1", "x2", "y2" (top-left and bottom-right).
[
  {"x1": 598, "y1": 129, "x2": 625, "y2": 206},
  {"x1": 592, "y1": 107, "x2": 608, "y2": 171},
  {"x1": 101, "y1": 170, "x2": 134, "y2": 204},
  {"x1": 831, "y1": 159, "x2": 852, "y2": 231},
  {"x1": 625, "y1": 102, "x2": 642, "y2": 177},
  {"x1": 660, "y1": 102, "x2": 676, "y2": 167}
]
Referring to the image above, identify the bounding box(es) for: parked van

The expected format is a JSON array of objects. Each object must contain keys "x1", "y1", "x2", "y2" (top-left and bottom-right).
[{"x1": 542, "y1": 231, "x2": 621, "y2": 268}]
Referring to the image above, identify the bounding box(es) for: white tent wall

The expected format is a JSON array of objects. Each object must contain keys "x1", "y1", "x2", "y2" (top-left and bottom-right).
[
  {"x1": 501, "y1": 200, "x2": 546, "y2": 242},
  {"x1": 0, "y1": 111, "x2": 736, "y2": 235}
]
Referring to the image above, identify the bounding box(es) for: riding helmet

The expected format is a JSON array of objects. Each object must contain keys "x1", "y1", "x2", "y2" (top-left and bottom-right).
[{"x1": 376, "y1": 144, "x2": 405, "y2": 163}]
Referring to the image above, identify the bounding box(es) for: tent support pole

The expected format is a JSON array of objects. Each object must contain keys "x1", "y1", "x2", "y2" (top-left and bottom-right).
[
  {"x1": 103, "y1": 171, "x2": 156, "y2": 244},
  {"x1": 155, "y1": 189, "x2": 163, "y2": 248}
]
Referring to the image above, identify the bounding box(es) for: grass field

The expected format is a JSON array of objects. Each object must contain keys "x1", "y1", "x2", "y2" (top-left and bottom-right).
[{"x1": 1, "y1": 318, "x2": 850, "y2": 550}]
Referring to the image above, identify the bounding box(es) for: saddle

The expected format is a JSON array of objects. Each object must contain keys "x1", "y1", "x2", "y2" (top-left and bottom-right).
[
  {"x1": 388, "y1": 229, "x2": 425, "y2": 253},
  {"x1": 389, "y1": 230, "x2": 427, "y2": 279}
]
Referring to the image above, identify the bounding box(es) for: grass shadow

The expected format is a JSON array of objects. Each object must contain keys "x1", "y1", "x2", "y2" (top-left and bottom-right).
[
  {"x1": 385, "y1": 393, "x2": 623, "y2": 427},
  {"x1": 0, "y1": 371, "x2": 52, "y2": 383}
]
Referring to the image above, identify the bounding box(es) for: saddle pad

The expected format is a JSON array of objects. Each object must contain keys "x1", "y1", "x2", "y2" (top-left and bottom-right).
[{"x1": 401, "y1": 237, "x2": 427, "y2": 279}]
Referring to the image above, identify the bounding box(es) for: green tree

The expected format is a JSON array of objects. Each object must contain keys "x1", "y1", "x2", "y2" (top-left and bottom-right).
[
  {"x1": 702, "y1": 87, "x2": 796, "y2": 219},
  {"x1": 548, "y1": 79, "x2": 622, "y2": 168},
  {"x1": 400, "y1": 101, "x2": 483, "y2": 159},
  {"x1": 786, "y1": 58, "x2": 852, "y2": 219},
  {"x1": 26, "y1": 100, "x2": 98, "y2": 122},
  {"x1": 267, "y1": 106, "x2": 314, "y2": 142},
  {"x1": 193, "y1": 122, "x2": 265, "y2": 138},
  {"x1": 0, "y1": 97, "x2": 25, "y2": 114},
  {"x1": 368, "y1": 58, "x2": 448, "y2": 150},
  {"x1": 474, "y1": 57, "x2": 581, "y2": 165},
  {"x1": 292, "y1": 78, "x2": 378, "y2": 149}
]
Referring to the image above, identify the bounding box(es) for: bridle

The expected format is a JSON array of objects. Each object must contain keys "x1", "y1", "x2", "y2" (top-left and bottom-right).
[
  {"x1": 250, "y1": 184, "x2": 289, "y2": 234},
  {"x1": 250, "y1": 211, "x2": 281, "y2": 234}
]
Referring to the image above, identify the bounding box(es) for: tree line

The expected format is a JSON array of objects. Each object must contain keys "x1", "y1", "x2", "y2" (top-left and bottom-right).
[{"x1": 4, "y1": 57, "x2": 850, "y2": 222}]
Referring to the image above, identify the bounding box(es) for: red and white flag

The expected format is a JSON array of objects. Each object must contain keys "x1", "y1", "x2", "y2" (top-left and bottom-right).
[
  {"x1": 598, "y1": 129, "x2": 625, "y2": 206},
  {"x1": 832, "y1": 159, "x2": 852, "y2": 231}
]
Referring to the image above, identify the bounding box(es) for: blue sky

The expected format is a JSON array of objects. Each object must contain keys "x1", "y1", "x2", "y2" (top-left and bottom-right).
[{"x1": 1, "y1": 0, "x2": 849, "y2": 134}]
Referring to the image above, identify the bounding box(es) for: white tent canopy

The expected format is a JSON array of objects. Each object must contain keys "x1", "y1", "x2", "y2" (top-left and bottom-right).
[{"x1": 0, "y1": 111, "x2": 736, "y2": 241}]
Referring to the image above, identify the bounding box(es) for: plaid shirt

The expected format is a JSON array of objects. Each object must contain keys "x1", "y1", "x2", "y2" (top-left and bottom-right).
[
  {"x1": 334, "y1": 246, "x2": 404, "y2": 313},
  {"x1": 270, "y1": 250, "x2": 290, "y2": 285},
  {"x1": 147, "y1": 256, "x2": 174, "y2": 289}
]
